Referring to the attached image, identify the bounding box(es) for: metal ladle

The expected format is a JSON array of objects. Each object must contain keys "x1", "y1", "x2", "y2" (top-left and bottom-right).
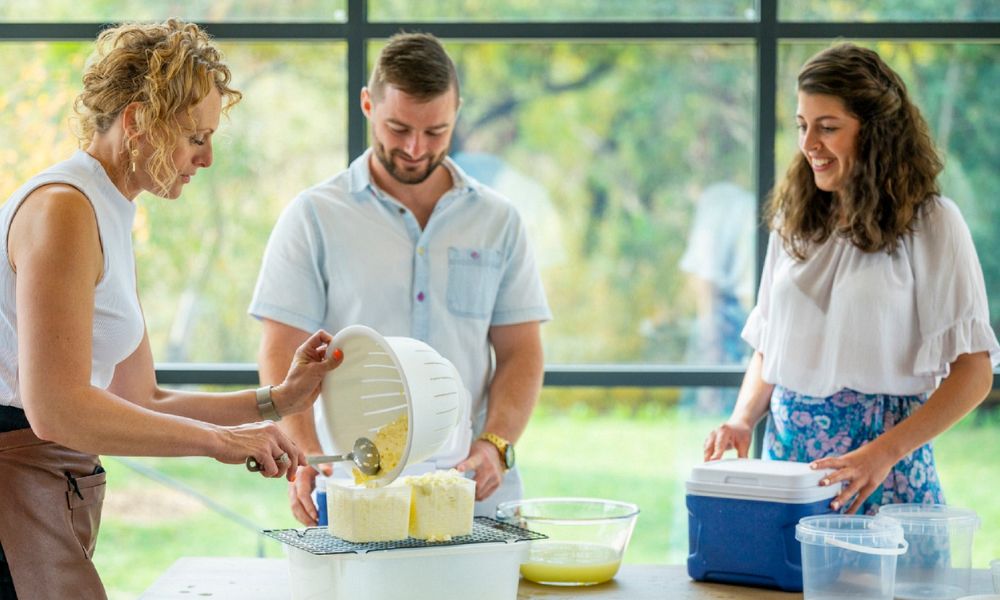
[{"x1": 306, "y1": 436, "x2": 381, "y2": 475}]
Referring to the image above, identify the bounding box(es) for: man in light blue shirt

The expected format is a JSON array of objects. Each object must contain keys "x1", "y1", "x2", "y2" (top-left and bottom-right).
[{"x1": 249, "y1": 32, "x2": 551, "y2": 523}]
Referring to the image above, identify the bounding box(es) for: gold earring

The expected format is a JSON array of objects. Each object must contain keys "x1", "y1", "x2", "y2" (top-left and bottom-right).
[{"x1": 131, "y1": 149, "x2": 138, "y2": 173}]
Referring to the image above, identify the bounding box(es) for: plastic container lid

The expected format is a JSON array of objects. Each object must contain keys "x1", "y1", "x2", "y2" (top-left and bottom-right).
[
  {"x1": 876, "y1": 503, "x2": 980, "y2": 534},
  {"x1": 686, "y1": 458, "x2": 837, "y2": 503},
  {"x1": 796, "y1": 514, "x2": 906, "y2": 554}
]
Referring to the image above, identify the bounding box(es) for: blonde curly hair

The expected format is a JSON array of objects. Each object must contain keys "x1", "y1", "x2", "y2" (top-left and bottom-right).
[{"x1": 73, "y1": 19, "x2": 242, "y2": 195}]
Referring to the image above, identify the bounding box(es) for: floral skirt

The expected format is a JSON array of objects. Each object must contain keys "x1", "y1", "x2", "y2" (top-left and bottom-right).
[{"x1": 763, "y1": 385, "x2": 945, "y2": 515}]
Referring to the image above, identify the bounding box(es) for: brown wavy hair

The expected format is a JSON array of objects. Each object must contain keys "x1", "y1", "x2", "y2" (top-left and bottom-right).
[
  {"x1": 73, "y1": 19, "x2": 242, "y2": 196},
  {"x1": 766, "y1": 43, "x2": 942, "y2": 259}
]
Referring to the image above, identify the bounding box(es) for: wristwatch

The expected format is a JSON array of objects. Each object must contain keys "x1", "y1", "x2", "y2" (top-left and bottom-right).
[
  {"x1": 479, "y1": 432, "x2": 515, "y2": 471},
  {"x1": 255, "y1": 385, "x2": 282, "y2": 422}
]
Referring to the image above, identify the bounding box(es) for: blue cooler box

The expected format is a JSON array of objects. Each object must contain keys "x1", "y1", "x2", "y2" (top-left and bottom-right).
[{"x1": 686, "y1": 458, "x2": 837, "y2": 591}]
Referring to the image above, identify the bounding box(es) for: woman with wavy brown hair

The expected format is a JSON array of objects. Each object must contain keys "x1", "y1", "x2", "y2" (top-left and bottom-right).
[
  {"x1": 703, "y1": 43, "x2": 998, "y2": 515},
  {"x1": 0, "y1": 20, "x2": 342, "y2": 598}
]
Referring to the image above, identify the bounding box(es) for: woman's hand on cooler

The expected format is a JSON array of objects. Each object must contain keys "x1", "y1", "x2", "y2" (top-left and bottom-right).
[
  {"x1": 270, "y1": 329, "x2": 344, "y2": 417},
  {"x1": 212, "y1": 421, "x2": 306, "y2": 480},
  {"x1": 810, "y1": 443, "x2": 896, "y2": 514},
  {"x1": 703, "y1": 421, "x2": 754, "y2": 461}
]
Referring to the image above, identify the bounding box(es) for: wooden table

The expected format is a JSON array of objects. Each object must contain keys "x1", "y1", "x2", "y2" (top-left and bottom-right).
[{"x1": 139, "y1": 557, "x2": 996, "y2": 599}]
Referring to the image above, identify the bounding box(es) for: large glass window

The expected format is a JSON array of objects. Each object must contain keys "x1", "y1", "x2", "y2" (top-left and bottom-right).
[
  {"x1": 0, "y1": 42, "x2": 87, "y2": 191},
  {"x1": 3, "y1": 5, "x2": 999, "y2": 598},
  {"x1": 438, "y1": 42, "x2": 757, "y2": 371},
  {"x1": 0, "y1": 0, "x2": 347, "y2": 22},
  {"x1": 780, "y1": 1, "x2": 1000, "y2": 22},
  {"x1": 370, "y1": 0, "x2": 756, "y2": 22}
]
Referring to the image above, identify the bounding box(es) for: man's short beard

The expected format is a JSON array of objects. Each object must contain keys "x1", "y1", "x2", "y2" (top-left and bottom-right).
[{"x1": 374, "y1": 139, "x2": 449, "y2": 185}]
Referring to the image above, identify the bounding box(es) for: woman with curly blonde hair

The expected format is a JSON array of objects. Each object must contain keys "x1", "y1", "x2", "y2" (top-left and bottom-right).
[
  {"x1": 0, "y1": 20, "x2": 342, "y2": 598},
  {"x1": 704, "y1": 43, "x2": 998, "y2": 515}
]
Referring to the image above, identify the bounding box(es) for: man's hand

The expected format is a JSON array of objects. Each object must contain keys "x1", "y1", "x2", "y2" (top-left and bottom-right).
[
  {"x1": 287, "y1": 464, "x2": 330, "y2": 526},
  {"x1": 456, "y1": 439, "x2": 505, "y2": 501}
]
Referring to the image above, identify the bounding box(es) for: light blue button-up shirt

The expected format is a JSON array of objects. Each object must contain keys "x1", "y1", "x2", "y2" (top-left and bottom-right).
[{"x1": 249, "y1": 150, "x2": 551, "y2": 466}]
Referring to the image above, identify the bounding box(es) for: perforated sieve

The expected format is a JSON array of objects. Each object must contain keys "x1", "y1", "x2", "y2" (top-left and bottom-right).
[{"x1": 319, "y1": 325, "x2": 471, "y2": 487}]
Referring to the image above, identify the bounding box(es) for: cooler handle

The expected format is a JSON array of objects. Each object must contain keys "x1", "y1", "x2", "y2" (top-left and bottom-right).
[{"x1": 824, "y1": 536, "x2": 908, "y2": 556}]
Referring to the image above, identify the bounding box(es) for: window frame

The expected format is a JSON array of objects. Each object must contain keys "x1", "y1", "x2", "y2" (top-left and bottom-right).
[{"x1": 2, "y1": 0, "x2": 997, "y2": 388}]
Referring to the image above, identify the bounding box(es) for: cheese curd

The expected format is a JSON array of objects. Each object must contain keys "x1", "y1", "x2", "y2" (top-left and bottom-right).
[
  {"x1": 354, "y1": 413, "x2": 408, "y2": 485},
  {"x1": 403, "y1": 469, "x2": 475, "y2": 541},
  {"x1": 326, "y1": 480, "x2": 411, "y2": 543}
]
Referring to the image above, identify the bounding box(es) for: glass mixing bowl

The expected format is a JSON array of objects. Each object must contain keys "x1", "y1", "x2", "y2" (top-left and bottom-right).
[{"x1": 496, "y1": 497, "x2": 639, "y2": 586}]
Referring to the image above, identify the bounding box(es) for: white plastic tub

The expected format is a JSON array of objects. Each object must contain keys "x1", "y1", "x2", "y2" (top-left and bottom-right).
[
  {"x1": 286, "y1": 541, "x2": 527, "y2": 600},
  {"x1": 877, "y1": 503, "x2": 980, "y2": 600},
  {"x1": 796, "y1": 514, "x2": 907, "y2": 600}
]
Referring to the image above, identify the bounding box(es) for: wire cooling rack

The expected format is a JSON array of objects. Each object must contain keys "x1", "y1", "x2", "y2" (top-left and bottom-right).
[{"x1": 262, "y1": 517, "x2": 546, "y2": 556}]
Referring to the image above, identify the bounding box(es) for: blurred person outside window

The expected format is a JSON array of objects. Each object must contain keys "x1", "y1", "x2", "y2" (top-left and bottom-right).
[{"x1": 679, "y1": 181, "x2": 755, "y2": 414}]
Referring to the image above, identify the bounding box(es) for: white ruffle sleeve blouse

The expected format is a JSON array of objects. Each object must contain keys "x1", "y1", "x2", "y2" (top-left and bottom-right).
[{"x1": 742, "y1": 197, "x2": 1000, "y2": 397}]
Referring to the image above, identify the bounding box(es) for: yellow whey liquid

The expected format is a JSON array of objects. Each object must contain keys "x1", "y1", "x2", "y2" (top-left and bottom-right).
[{"x1": 520, "y1": 541, "x2": 621, "y2": 585}]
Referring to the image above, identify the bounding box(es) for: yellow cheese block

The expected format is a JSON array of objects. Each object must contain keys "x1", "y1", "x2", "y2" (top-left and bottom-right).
[{"x1": 403, "y1": 469, "x2": 475, "y2": 541}]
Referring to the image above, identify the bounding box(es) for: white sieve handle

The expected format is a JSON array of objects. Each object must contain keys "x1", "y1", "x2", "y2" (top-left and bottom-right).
[{"x1": 824, "y1": 536, "x2": 908, "y2": 556}]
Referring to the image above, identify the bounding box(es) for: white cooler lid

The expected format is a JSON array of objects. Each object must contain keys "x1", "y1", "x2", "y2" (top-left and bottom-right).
[{"x1": 686, "y1": 458, "x2": 837, "y2": 504}]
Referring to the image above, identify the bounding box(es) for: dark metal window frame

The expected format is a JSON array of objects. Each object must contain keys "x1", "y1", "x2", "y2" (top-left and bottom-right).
[{"x1": 2, "y1": 0, "x2": 997, "y2": 388}]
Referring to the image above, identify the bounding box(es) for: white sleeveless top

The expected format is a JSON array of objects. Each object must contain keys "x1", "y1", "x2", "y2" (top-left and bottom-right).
[
  {"x1": 743, "y1": 196, "x2": 1000, "y2": 397},
  {"x1": 0, "y1": 150, "x2": 144, "y2": 408}
]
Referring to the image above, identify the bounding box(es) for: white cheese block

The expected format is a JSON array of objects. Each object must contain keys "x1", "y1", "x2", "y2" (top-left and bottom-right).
[
  {"x1": 327, "y1": 480, "x2": 411, "y2": 543},
  {"x1": 404, "y1": 470, "x2": 476, "y2": 541}
]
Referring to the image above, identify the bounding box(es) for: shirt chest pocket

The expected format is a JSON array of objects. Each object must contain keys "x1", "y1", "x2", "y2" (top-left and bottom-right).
[{"x1": 447, "y1": 247, "x2": 503, "y2": 319}]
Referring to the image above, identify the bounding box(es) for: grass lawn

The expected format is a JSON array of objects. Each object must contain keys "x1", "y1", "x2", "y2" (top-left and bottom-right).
[{"x1": 93, "y1": 406, "x2": 1000, "y2": 599}]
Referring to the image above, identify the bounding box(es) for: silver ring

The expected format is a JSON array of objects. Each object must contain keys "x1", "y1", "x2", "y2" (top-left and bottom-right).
[{"x1": 276, "y1": 452, "x2": 290, "y2": 465}]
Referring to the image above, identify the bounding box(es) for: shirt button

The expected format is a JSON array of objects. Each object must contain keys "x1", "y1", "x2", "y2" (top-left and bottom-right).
[
  {"x1": 398, "y1": 207, "x2": 405, "y2": 215},
  {"x1": 417, "y1": 292, "x2": 425, "y2": 302},
  {"x1": 417, "y1": 247, "x2": 425, "y2": 256}
]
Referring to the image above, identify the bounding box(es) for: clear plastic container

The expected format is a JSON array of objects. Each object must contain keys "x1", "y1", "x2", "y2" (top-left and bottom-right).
[
  {"x1": 877, "y1": 504, "x2": 980, "y2": 600},
  {"x1": 795, "y1": 514, "x2": 907, "y2": 600},
  {"x1": 495, "y1": 497, "x2": 639, "y2": 586}
]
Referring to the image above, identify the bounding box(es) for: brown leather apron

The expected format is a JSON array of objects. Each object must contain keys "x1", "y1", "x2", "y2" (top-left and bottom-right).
[{"x1": 0, "y1": 427, "x2": 108, "y2": 599}]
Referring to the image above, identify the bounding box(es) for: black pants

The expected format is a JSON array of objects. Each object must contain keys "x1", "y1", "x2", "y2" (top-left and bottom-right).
[{"x1": 0, "y1": 541, "x2": 16, "y2": 600}]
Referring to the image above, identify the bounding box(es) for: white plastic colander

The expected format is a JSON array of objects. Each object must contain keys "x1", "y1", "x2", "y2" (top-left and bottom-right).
[{"x1": 319, "y1": 325, "x2": 471, "y2": 487}]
